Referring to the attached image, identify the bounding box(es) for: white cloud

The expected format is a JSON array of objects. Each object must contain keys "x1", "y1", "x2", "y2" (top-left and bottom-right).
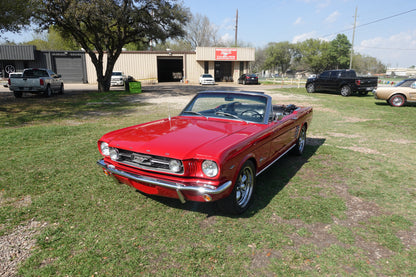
[
  {"x1": 324, "y1": 11, "x2": 339, "y2": 23},
  {"x1": 294, "y1": 17, "x2": 303, "y2": 25},
  {"x1": 356, "y1": 30, "x2": 416, "y2": 67},
  {"x1": 292, "y1": 31, "x2": 317, "y2": 43},
  {"x1": 220, "y1": 33, "x2": 233, "y2": 43}
]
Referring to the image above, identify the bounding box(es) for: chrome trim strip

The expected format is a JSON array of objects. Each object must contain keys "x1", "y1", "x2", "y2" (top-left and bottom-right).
[
  {"x1": 256, "y1": 144, "x2": 296, "y2": 176},
  {"x1": 97, "y1": 159, "x2": 232, "y2": 201}
]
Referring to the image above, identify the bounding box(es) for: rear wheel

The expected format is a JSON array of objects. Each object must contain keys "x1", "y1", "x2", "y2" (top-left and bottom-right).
[
  {"x1": 292, "y1": 125, "x2": 307, "y2": 156},
  {"x1": 340, "y1": 85, "x2": 352, "y2": 96},
  {"x1": 44, "y1": 86, "x2": 52, "y2": 97},
  {"x1": 218, "y1": 160, "x2": 255, "y2": 214},
  {"x1": 388, "y1": 94, "x2": 406, "y2": 107},
  {"x1": 306, "y1": 83, "x2": 315, "y2": 93}
]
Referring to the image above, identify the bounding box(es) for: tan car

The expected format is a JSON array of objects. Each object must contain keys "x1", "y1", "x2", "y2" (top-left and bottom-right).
[{"x1": 374, "y1": 79, "x2": 416, "y2": 107}]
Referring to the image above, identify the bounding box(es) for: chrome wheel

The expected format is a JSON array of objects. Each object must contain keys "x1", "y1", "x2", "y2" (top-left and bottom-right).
[
  {"x1": 292, "y1": 125, "x2": 307, "y2": 156},
  {"x1": 388, "y1": 94, "x2": 405, "y2": 107},
  {"x1": 235, "y1": 164, "x2": 254, "y2": 209},
  {"x1": 306, "y1": 83, "x2": 315, "y2": 93},
  {"x1": 340, "y1": 85, "x2": 352, "y2": 96}
]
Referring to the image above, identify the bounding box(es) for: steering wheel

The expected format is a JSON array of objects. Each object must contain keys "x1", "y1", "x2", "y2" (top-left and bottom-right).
[{"x1": 240, "y1": 110, "x2": 262, "y2": 120}]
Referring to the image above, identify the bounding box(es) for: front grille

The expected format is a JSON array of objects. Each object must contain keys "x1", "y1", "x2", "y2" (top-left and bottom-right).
[{"x1": 115, "y1": 149, "x2": 184, "y2": 174}]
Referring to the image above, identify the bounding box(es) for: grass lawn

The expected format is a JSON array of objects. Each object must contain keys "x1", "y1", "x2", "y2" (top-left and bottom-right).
[{"x1": 0, "y1": 87, "x2": 415, "y2": 276}]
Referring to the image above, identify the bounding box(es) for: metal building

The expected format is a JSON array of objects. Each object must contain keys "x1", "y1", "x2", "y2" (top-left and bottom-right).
[
  {"x1": 85, "y1": 47, "x2": 256, "y2": 84},
  {"x1": 0, "y1": 45, "x2": 88, "y2": 83}
]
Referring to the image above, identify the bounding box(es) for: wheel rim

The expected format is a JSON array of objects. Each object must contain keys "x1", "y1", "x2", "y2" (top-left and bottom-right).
[
  {"x1": 298, "y1": 127, "x2": 306, "y2": 153},
  {"x1": 341, "y1": 87, "x2": 349, "y2": 96},
  {"x1": 235, "y1": 165, "x2": 254, "y2": 208},
  {"x1": 392, "y1": 96, "x2": 404, "y2": 106},
  {"x1": 307, "y1": 84, "x2": 314, "y2": 93}
]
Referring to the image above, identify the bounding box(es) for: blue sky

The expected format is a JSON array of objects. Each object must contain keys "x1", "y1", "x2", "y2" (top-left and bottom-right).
[
  {"x1": 2, "y1": 0, "x2": 415, "y2": 68},
  {"x1": 182, "y1": 0, "x2": 416, "y2": 68}
]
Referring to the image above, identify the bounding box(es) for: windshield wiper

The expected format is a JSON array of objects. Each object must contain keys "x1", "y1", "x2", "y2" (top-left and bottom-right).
[
  {"x1": 215, "y1": 111, "x2": 245, "y2": 122},
  {"x1": 182, "y1": 111, "x2": 206, "y2": 118}
]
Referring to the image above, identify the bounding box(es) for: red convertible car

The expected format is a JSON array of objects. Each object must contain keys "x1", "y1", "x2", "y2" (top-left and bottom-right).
[{"x1": 97, "y1": 91, "x2": 313, "y2": 214}]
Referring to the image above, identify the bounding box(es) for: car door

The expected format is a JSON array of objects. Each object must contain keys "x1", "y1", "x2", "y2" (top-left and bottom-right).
[
  {"x1": 316, "y1": 71, "x2": 331, "y2": 90},
  {"x1": 409, "y1": 82, "x2": 416, "y2": 100},
  {"x1": 268, "y1": 115, "x2": 299, "y2": 161}
]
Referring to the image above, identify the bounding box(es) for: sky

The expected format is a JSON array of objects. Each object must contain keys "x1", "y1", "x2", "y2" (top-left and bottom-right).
[
  {"x1": 2, "y1": 0, "x2": 416, "y2": 68},
  {"x1": 181, "y1": 0, "x2": 416, "y2": 68}
]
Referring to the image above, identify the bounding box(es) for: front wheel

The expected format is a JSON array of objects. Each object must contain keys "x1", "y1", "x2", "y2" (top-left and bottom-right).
[
  {"x1": 306, "y1": 83, "x2": 315, "y2": 93},
  {"x1": 388, "y1": 94, "x2": 406, "y2": 107},
  {"x1": 340, "y1": 85, "x2": 352, "y2": 97},
  {"x1": 218, "y1": 161, "x2": 255, "y2": 214}
]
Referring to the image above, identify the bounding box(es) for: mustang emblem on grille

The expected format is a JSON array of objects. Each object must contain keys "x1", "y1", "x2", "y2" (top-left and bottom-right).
[{"x1": 132, "y1": 154, "x2": 152, "y2": 164}]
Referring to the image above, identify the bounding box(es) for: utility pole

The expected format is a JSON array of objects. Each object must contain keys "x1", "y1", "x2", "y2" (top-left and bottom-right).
[
  {"x1": 349, "y1": 6, "x2": 357, "y2": 69},
  {"x1": 235, "y1": 9, "x2": 238, "y2": 47}
]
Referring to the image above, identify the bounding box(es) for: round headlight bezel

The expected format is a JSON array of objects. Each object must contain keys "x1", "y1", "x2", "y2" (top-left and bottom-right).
[
  {"x1": 169, "y1": 159, "x2": 183, "y2": 173},
  {"x1": 202, "y1": 160, "x2": 219, "y2": 177},
  {"x1": 100, "y1": 142, "x2": 110, "y2": 156},
  {"x1": 109, "y1": 148, "x2": 119, "y2": 161}
]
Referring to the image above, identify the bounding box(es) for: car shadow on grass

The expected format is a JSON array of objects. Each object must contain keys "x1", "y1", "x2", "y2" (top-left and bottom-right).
[{"x1": 142, "y1": 137, "x2": 326, "y2": 218}]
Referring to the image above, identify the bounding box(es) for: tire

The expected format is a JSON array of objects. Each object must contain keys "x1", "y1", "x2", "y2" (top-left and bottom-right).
[
  {"x1": 388, "y1": 94, "x2": 406, "y2": 107},
  {"x1": 292, "y1": 125, "x2": 307, "y2": 156},
  {"x1": 218, "y1": 160, "x2": 255, "y2": 214},
  {"x1": 306, "y1": 83, "x2": 315, "y2": 93},
  {"x1": 13, "y1": 91, "x2": 23, "y2": 98},
  {"x1": 44, "y1": 85, "x2": 52, "y2": 97},
  {"x1": 58, "y1": 84, "x2": 64, "y2": 94},
  {"x1": 340, "y1": 85, "x2": 352, "y2": 97}
]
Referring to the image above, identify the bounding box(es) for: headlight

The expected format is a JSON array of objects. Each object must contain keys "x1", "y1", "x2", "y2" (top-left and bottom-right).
[
  {"x1": 100, "y1": 142, "x2": 110, "y2": 156},
  {"x1": 169, "y1": 159, "x2": 183, "y2": 173},
  {"x1": 202, "y1": 160, "x2": 218, "y2": 177},
  {"x1": 109, "y1": 148, "x2": 119, "y2": 161}
]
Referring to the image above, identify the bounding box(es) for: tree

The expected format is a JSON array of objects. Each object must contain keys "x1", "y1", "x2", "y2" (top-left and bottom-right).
[
  {"x1": 184, "y1": 13, "x2": 220, "y2": 49},
  {"x1": 352, "y1": 53, "x2": 386, "y2": 74},
  {"x1": 24, "y1": 27, "x2": 80, "y2": 50},
  {"x1": 33, "y1": 0, "x2": 188, "y2": 92},
  {"x1": 0, "y1": 0, "x2": 32, "y2": 35},
  {"x1": 327, "y1": 34, "x2": 351, "y2": 69},
  {"x1": 264, "y1": 42, "x2": 293, "y2": 75},
  {"x1": 296, "y1": 39, "x2": 330, "y2": 73}
]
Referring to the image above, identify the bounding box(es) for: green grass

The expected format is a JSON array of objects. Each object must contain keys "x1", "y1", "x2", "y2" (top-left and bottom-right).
[{"x1": 0, "y1": 87, "x2": 415, "y2": 276}]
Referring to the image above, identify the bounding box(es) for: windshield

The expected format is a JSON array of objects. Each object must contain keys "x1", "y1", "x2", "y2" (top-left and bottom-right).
[
  {"x1": 112, "y1": 72, "x2": 122, "y2": 76},
  {"x1": 181, "y1": 92, "x2": 268, "y2": 123},
  {"x1": 202, "y1": 74, "x2": 213, "y2": 78},
  {"x1": 395, "y1": 79, "x2": 416, "y2": 87}
]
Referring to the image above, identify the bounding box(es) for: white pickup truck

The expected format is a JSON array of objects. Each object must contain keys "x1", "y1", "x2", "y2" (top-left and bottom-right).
[{"x1": 8, "y1": 68, "x2": 64, "y2": 98}]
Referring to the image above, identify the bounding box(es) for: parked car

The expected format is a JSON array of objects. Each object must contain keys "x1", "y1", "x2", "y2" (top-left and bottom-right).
[
  {"x1": 111, "y1": 71, "x2": 126, "y2": 86},
  {"x1": 199, "y1": 74, "x2": 215, "y2": 85},
  {"x1": 305, "y1": 69, "x2": 378, "y2": 96},
  {"x1": 238, "y1": 74, "x2": 259, "y2": 85},
  {"x1": 3, "y1": 72, "x2": 22, "y2": 87},
  {"x1": 373, "y1": 78, "x2": 416, "y2": 107},
  {"x1": 97, "y1": 91, "x2": 313, "y2": 214},
  {"x1": 8, "y1": 68, "x2": 63, "y2": 98}
]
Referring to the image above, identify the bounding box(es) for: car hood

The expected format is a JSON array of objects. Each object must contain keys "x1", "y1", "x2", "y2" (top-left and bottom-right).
[{"x1": 101, "y1": 116, "x2": 261, "y2": 160}]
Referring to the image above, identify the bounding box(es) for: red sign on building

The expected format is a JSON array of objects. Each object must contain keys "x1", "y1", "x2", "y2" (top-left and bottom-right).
[{"x1": 215, "y1": 48, "x2": 237, "y2": 60}]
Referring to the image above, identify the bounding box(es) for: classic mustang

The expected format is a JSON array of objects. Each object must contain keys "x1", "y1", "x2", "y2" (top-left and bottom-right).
[
  {"x1": 97, "y1": 91, "x2": 313, "y2": 214},
  {"x1": 374, "y1": 78, "x2": 416, "y2": 107}
]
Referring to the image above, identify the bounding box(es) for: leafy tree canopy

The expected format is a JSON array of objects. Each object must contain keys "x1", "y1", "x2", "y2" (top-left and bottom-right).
[
  {"x1": 32, "y1": 0, "x2": 188, "y2": 91},
  {"x1": 0, "y1": 0, "x2": 32, "y2": 35}
]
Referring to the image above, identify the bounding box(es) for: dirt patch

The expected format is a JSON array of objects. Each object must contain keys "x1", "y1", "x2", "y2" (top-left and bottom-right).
[{"x1": 0, "y1": 219, "x2": 47, "y2": 277}]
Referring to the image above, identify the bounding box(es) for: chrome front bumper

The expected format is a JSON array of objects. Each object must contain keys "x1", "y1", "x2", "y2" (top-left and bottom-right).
[{"x1": 97, "y1": 159, "x2": 232, "y2": 203}]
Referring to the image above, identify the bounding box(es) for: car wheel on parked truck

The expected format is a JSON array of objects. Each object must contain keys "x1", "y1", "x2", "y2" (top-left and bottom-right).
[
  {"x1": 340, "y1": 85, "x2": 352, "y2": 96},
  {"x1": 13, "y1": 92, "x2": 23, "y2": 98},
  {"x1": 306, "y1": 83, "x2": 315, "y2": 93},
  {"x1": 44, "y1": 85, "x2": 52, "y2": 97},
  {"x1": 388, "y1": 94, "x2": 406, "y2": 107},
  {"x1": 218, "y1": 160, "x2": 255, "y2": 214}
]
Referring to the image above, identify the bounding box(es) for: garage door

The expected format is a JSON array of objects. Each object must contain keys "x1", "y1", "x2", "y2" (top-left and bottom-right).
[
  {"x1": 157, "y1": 57, "x2": 183, "y2": 82},
  {"x1": 54, "y1": 56, "x2": 84, "y2": 83}
]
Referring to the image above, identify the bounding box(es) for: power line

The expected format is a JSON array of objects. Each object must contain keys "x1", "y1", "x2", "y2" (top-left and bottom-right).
[{"x1": 321, "y1": 8, "x2": 416, "y2": 38}]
